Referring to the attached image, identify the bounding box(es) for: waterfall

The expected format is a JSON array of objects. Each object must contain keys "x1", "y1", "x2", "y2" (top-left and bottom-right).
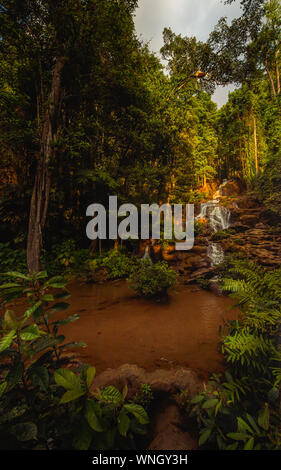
[
  {"x1": 142, "y1": 245, "x2": 152, "y2": 262},
  {"x1": 207, "y1": 243, "x2": 225, "y2": 267},
  {"x1": 196, "y1": 183, "x2": 232, "y2": 266},
  {"x1": 196, "y1": 200, "x2": 231, "y2": 233}
]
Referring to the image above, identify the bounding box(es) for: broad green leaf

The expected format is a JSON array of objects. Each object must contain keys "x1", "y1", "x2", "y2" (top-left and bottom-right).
[
  {"x1": 123, "y1": 403, "x2": 149, "y2": 425},
  {"x1": 227, "y1": 432, "x2": 250, "y2": 441},
  {"x1": 35, "y1": 271, "x2": 48, "y2": 279},
  {"x1": 226, "y1": 442, "x2": 239, "y2": 450},
  {"x1": 0, "y1": 381, "x2": 7, "y2": 398},
  {"x1": 54, "y1": 291, "x2": 71, "y2": 300},
  {"x1": 1, "y1": 271, "x2": 29, "y2": 280},
  {"x1": 24, "y1": 301, "x2": 42, "y2": 320},
  {"x1": 50, "y1": 302, "x2": 70, "y2": 312},
  {"x1": 190, "y1": 394, "x2": 205, "y2": 404},
  {"x1": 31, "y1": 336, "x2": 62, "y2": 353},
  {"x1": 54, "y1": 368, "x2": 82, "y2": 391},
  {"x1": 86, "y1": 366, "x2": 96, "y2": 389},
  {"x1": 118, "y1": 408, "x2": 130, "y2": 437},
  {"x1": 215, "y1": 399, "x2": 222, "y2": 416},
  {"x1": 0, "y1": 282, "x2": 22, "y2": 289},
  {"x1": 202, "y1": 398, "x2": 219, "y2": 409},
  {"x1": 245, "y1": 414, "x2": 260, "y2": 435},
  {"x1": 258, "y1": 405, "x2": 270, "y2": 431},
  {"x1": 244, "y1": 437, "x2": 254, "y2": 450},
  {"x1": 44, "y1": 276, "x2": 66, "y2": 289},
  {"x1": 85, "y1": 400, "x2": 104, "y2": 432},
  {"x1": 54, "y1": 315, "x2": 79, "y2": 327},
  {"x1": 237, "y1": 417, "x2": 254, "y2": 435},
  {"x1": 199, "y1": 428, "x2": 212, "y2": 447},
  {"x1": 0, "y1": 329, "x2": 16, "y2": 353},
  {"x1": 42, "y1": 294, "x2": 55, "y2": 302},
  {"x1": 100, "y1": 385, "x2": 123, "y2": 405},
  {"x1": 20, "y1": 324, "x2": 44, "y2": 341},
  {"x1": 3, "y1": 310, "x2": 18, "y2": 329},
  {"x1": 60, "y1": 389, "x2": 85, "y2": 404},
  {"x1": 122, "y1": 384, "x2": 128, "y2": 400}
]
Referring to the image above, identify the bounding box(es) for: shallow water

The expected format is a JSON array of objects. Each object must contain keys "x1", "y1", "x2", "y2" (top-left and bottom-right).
[{"x1": 57, "y1": 280, "x2": 239, "y2": 378}]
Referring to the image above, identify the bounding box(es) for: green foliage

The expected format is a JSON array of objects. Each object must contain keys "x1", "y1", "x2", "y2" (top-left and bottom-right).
[
  {"x1": 53, "y1": 369, "x2": 149, "y2": 450},
  {"x1": 132, "y1": 384, "x2": 154, "y2": 411},
  {"x1": 98, "y1": 250, "x2": 137, "y2": 280},
  {"x1": 194, "y1": 220, "x2": 205, "y2": 237},
  {"x1": 0, "y1": 243, "x2": 27, "y2": 281},
  {"x1": 129, "y1": 260, "x2": 177, "y2": 299},
  {"x1": 0, "y1": 270, "x2": 149, "y2": 450},
  {"x1": 187, "y1": 259, "x2": 281, "y2": 450},
  {"x1": 211, "y1": 229, "x2": 235, "y2": 241},
  {"x1": 42, "y1": 240, "x2": 92, "y2": 278}
]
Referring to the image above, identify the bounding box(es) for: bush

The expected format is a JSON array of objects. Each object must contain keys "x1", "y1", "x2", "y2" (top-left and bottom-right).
[
  {"x1": 42, "y1": 239, "x2": 91, "y2": 277},
  {"x1": 129, "y1": 260, "x2": 177, "y2": 298},
  {"x1": 97, "y1": 250, "x2": 137, "y2": 280}
]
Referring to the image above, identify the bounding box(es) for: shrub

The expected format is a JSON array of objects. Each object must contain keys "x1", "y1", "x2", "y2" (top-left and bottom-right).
[
  {"x1": 129, "y1": 260, "x2": 177, "y2": 298},
  {"x1": 0, "y1": 271, "x2": 149, "y2": 450},
  {"x1": 42, "y1": 240, "x2": 92, "y2": 277},
  {"x1": 98, "y1": 250, "x2": 137, "y2": 280}
]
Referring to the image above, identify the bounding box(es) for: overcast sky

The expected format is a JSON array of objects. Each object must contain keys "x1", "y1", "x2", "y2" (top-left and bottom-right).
[{"x1": 134, "y1": 0, "x2": 242, "y2": 107}]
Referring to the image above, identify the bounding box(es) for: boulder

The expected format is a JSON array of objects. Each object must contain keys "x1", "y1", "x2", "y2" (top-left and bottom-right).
[
  {"x1": 148, "y1": 403, "x2": 197, "y2": 450},
  {"x1": 191, "y1": 245, "x2": 207, "y2": 255},
  {"x1": 209, "y1": 280, "x2": 223, "y2": 296},
  {"x1": 229, "y1": 222, "x2": 250, "y2": 232},
  {"x1": 92, "y1": 364, "x2": 203, "y2": 399}
]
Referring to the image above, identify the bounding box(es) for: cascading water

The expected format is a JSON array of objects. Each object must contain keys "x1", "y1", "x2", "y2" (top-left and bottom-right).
[
  {"x1": 196, "y1": 200, "x2": 231, "y2": 233},
  {"x1": 142, "y1": 245, "x2": 152, "y2": 262},
  {"x1": 207, "y1": 243, "x2": 225, "y2": 267},
  {"x1": 196, "y1": 182, "x2": 232, "y2": 266}
]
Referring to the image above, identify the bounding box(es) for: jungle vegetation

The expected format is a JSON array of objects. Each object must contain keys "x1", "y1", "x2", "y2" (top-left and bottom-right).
[{"x1": 0, "y1": 0, "x2": 281, "y2": 451}]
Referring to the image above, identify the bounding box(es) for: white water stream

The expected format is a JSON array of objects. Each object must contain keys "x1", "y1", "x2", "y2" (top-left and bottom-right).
[{"x1": 196, "y1": 183, "x2": 232, "y2": 266}]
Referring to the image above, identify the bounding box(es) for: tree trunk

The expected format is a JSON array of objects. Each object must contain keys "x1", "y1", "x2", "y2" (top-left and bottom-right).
[
  {"x1": 265, "y1": 53, "x2": 277, "y2": 97},
  {"x1": 27, "y1": 57, "x2": 65, "y2": 273},
  {"x1": 253, "y1": 115, "x2": 258, "y2": 178},
  {"x1": 276, "y1": 49, "x2": 280, "y2": 95}
]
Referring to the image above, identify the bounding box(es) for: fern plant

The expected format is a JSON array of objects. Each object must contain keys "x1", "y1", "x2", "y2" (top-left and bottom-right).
[{"x1": 188, "y1": 259, "x2": 281, "y2": 450}]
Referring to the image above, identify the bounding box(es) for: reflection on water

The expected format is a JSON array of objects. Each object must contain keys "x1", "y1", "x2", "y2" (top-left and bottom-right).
[{"x1": 57, "y1": 280, "x2": 239, "y2": 378}]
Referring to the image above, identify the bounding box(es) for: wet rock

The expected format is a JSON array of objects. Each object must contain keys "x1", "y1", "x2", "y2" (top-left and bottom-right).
[
  {"x1": 148, "y1": 403, "x2": 197, "y2": 450},
  {"x1": 229, "y1": 222, "x2": 250, "y2": 232},
  {"x1": 92, "y1": 364, "x2": 203, "y2": 399},
  {"x1": 255, "y1": 222, "x2": 267, "y2": 230},
  {"x1": 240, "y1": 214, "x2": 260, "y2": 226},
  {"x1": 213, "y1": 180, "x2": 242, "y2": 198},
  {"x1": 191, "y1": 245, "x2": 207, "y2": 255},
  {"x1": 209, "y1": 280, "x2": 223, "y2": 296},
  {"x1": 184, "y1": 267, "x2": 216, "y2": 283}
]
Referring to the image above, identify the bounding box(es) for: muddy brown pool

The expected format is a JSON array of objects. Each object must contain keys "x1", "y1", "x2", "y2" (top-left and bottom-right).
[{"x1": 56, "y1": 280, "x2": 239, "y2": 378}]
